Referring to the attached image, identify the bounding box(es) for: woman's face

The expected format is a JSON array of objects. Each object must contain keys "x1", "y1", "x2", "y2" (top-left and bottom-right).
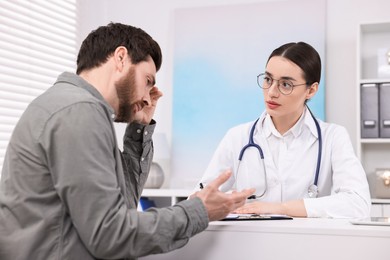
[{"x1": 262, "y1": 56, "x2": 316, "y2": 120}]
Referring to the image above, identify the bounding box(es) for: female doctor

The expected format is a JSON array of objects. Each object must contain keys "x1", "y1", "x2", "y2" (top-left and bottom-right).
[{"x1": 197, "y1": 42, "x2": 371, "y2": 218}]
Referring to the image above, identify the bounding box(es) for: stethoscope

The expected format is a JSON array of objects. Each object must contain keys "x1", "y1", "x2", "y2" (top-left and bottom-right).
[{"x1": 237, "y1": 106, "x2": 322, "y2": 199}]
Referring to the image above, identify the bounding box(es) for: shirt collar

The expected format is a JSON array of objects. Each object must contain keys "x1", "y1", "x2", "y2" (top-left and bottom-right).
[
  {"x1": 55, "y1": 72, "x2": 115, "y2": 117},
  {"x1": 259, "y1": 107, "x2": 318, "y2": 139}
]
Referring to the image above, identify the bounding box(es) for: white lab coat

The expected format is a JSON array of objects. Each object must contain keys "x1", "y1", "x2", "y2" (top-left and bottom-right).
[{"x1": 198, "y1": 108, "x2": 371, "y2": 218}]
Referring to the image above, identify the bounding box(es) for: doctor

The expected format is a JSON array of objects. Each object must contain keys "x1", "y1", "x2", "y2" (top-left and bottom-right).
[{"x1": 197, "y1": 42, "x2": 371, "y2": 218}]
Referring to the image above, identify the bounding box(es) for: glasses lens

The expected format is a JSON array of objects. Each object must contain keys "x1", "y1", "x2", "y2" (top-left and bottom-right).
[
  {"x1": 257, "y1": 73, "x2": 295, "y2": 95},
  {"x1": 278, "y1": 80, "x2": 294, "y2": 95},
  {"x1": 257, "y1": 73, "x2": 271, "y2": 89}
]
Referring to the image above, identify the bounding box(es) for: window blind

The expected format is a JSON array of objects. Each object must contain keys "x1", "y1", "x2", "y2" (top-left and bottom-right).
[{"x1": 0, "y1": 0, "x2": 78, "y2": 173}]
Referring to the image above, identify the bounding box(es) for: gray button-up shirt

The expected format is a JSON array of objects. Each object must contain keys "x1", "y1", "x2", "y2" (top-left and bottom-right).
[{"x1": 0, "y1": 72, "x2": 208, "y2": 260}]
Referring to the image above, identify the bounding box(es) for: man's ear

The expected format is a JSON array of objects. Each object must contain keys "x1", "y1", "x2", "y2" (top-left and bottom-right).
[{"x1": 114, "y1": 46, "x2": 128, "y2": 71}]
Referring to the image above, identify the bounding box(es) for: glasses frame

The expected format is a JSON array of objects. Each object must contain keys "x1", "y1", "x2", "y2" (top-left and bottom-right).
[{"x1": 257, "y1": 72, "x2": 309, "y2": 95}]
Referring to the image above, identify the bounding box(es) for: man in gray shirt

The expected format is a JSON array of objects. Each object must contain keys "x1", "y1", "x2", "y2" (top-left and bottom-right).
[{"x1": 0, "y1": 23, "x2": 254, "y2": 259}]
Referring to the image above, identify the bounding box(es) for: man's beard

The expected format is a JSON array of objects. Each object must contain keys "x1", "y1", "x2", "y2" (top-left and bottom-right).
[{"x1": 114, "y1": 68, "x2": 136, "y2": 123}]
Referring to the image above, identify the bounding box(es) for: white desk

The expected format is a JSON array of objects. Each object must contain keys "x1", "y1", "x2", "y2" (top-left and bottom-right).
[{"x1": 140, "y1": 218, "x2": 390, "y2": 260}]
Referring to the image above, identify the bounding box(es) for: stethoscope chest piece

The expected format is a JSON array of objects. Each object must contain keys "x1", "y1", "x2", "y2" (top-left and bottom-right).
[{"x1": 307, "y1": 184, "x2": 319, "y2": 198}]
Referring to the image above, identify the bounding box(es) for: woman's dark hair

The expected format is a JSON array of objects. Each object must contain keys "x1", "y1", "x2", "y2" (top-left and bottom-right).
[
  {"x1": 76, "y1": 22, "x2": 162, "y2": 74},
  {"x1": 267, "y1": 42, "x2": 321, "y2": 85}
]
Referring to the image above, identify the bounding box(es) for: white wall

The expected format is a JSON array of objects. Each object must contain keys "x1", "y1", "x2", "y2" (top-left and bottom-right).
[
  {"x1": 325, "y1": 0, "x2": 390, "y2": 145},
  {"x1": 77, "y1": 0, "x2": 286, "y2": 145},
  {"x1": 78, "y1": 0, "x2": 390, "y2": 187}
]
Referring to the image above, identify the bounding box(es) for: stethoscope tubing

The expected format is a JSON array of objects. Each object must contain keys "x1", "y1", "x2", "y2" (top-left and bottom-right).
[
  {"x1": 237, "y1": 106, "x2": 322, "y2": 199},
  {"x1": 238, "y1": 118, "x2": 262, "y2": 160},
  {"x1": 308, "y1": 108, "x2": 322, "y2": 186}
]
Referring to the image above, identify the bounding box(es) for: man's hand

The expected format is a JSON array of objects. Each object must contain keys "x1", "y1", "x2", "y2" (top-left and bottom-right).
[
  {"x1": 191, "y1": 170, "x2": 255, "y2": 221},
  {"x1": 132, "y1": 86, "x2": 163, "y2": 124}
]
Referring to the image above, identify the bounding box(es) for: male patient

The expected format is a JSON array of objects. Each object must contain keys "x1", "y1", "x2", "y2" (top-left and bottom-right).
[{"x1": 0, "y1": 22, "x2": 254, "y2": 259}]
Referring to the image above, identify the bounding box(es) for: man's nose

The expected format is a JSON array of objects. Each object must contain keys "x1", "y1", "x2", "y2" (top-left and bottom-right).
[{"x1": 143, "y1": 93, "x2": 151, "y2": 107}]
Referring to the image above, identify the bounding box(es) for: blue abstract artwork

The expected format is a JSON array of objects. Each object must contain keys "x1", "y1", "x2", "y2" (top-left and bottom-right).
[{"x1": 172, "y1": 0, "x2": 326, "y2": 187}]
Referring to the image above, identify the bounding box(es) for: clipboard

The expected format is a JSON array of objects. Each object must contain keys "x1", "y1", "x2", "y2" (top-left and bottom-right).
[{"x1": 221, "y1": 213, "x2": 293, "y2": 221}]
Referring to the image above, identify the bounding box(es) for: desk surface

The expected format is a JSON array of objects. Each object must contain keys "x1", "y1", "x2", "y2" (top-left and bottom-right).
[
  {"x1": 210, "y1": 217, "x2": 390, "y2": 237},
  {"x1": 140, "y1": 218, "x2": 390, "y2": 260}
]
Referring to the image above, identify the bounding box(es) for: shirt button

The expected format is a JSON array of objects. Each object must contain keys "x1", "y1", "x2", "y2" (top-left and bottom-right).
[
  {"x1": 137, "y1": 129, "x2": 141, "y2": 134},
  {"x1": 111, "y1": 114, "x2": 115, "y2": 119},
  {"x1": 141, "y1": 157, "x2": 145, "y2": 161},
  {"x1": 144, "y1": 131, "x2": 148, "y2": 135}
]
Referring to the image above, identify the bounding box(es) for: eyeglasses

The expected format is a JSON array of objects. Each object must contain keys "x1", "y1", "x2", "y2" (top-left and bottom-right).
[{"x1": 257, "y1": 73, "x2": 308, "y2": 95}]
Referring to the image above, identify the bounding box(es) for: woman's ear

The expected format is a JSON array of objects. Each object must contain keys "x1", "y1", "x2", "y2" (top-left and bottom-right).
[{"x1": 306, "y1": 82, "x2": 319, "y2": 100}]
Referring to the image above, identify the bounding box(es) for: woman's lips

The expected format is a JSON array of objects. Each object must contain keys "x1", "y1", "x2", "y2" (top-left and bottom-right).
[{"x1": 266, "y1": 101, "x2": 281, "y2": 109}]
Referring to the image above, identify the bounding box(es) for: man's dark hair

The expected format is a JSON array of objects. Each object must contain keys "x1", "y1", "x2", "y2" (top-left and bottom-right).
[{"x1": 76, "y1": 22, "x2": 162, "y2": 74}]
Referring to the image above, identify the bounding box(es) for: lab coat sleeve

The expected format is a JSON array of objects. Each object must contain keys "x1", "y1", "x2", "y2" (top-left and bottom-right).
[{"x1": 303, "y1": 125, "x2": 371, "y2": 218}]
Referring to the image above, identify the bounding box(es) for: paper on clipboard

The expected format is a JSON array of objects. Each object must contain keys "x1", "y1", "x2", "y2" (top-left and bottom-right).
[{"x1": 221, "y1": 213, "x2": 293, "y2": 221}]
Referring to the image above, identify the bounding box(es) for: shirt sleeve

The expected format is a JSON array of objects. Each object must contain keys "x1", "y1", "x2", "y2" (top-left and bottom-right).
[
  {"x1": 303, "y1": 126, "x2": 371, "y2": 218},
  {"x1": 41, "y1": 102, "x2": 209, "y2": 259},
  {"x1": 121, "y1": 120, "x2": 156, "y2": 206}
]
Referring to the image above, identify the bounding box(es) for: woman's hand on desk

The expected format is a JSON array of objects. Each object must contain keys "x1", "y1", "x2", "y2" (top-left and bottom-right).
[
  {"x1": 233, "y1": 200, "x2": 308, "y2": 217},
  {"x1": 190, "y1": 170, "x2": 255, "y2": 221}
]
